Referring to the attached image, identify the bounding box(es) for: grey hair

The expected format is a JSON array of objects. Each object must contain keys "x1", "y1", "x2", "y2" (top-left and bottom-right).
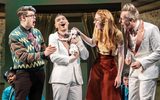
[{"x1": 122, "y1": 3, "x2": 139, "y2": 21}]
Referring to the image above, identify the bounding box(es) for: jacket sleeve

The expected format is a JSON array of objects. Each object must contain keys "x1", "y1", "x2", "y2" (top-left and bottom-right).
[
  {"x1": 76, "y1": 36, "x2": 89, "y2": 60},
  {"x1": 139, "y1": 25, "x2": 160, "y2": 69}
]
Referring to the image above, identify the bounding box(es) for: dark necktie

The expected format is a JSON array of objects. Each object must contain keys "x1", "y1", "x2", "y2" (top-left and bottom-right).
[
  {"x1": 27, "y1": 32, "x2": 40, "y2": 51},
  {"x1": 128, "y1": 28, "x2": 137, "y2": 36}
]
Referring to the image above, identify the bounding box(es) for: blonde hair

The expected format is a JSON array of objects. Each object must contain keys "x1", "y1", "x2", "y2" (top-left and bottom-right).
[
  {"x1": 121, "y1": 3, "x2": 139, "y2": 21},
  {"x1": 93, "y1": 9, "x2": 119, "y2": 50}
]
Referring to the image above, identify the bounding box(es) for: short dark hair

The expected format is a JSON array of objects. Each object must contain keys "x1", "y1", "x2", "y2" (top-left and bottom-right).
[
  {"x1": 123, "y1": 71, "x2": 129, "y2": 77},
  {"x1": 17, "y1": 6, "x2": 36, "y2": 17},
  {"x1": 3, "y1": 69, "x2": 16, "y2": 82}
]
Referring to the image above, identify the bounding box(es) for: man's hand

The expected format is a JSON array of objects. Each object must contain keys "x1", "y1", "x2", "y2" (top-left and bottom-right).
[
  {"x1": 125, "y1": 56, "x2": 131, "y2": 65},
  {"x1": 131, "y1": 61, "x2": 141, "y2": 69},
  {"x1": 44, "y1": 45, "x2": 56, "y2": 56},
  {"x1": 69, "y1": 51, "x2": 79, "y2": 63},
  {"x1": 73, "y1": 51, "x2": 79, "y2": 59}
]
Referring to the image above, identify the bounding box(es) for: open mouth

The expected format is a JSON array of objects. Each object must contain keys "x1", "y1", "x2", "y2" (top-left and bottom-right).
[
  {"x1": 61, "y1": 23, "x2": 65, "y2": 27},
  {"x1": 33, "y1": 21, "x2": 36, "y2": 25},
  {"x1": 9, "y1": 80, "x2": 14, "y2": 84}
]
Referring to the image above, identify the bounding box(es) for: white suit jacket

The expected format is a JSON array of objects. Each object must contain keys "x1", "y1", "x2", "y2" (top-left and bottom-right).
[
  {"x1": 48, "y1": 32, "x2": 89, "y2": 84},
  {"x1": 127, "y1": 21, "x2": 160, "y2": 80}
]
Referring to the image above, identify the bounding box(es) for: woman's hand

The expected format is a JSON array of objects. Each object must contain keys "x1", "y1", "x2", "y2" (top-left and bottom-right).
[
  {"x1": 72, "y1": 27, "x2": 83, "y2": 35},
  {"x1": 114, "y1": 75, "x2": 121, "y2": 88}
]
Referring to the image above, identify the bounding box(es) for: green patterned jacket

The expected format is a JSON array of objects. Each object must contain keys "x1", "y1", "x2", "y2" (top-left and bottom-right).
[{"x1": 9, "y1": 26, "x2": 46, "y2": 70}]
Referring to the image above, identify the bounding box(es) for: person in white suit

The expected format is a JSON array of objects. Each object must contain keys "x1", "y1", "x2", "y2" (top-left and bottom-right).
[
  {"x1": 119, "y1": 3, "x2": 160, "y2": 100},
  {"x1": 48, "y1": 14, "x2": 89, "y2": 100}
]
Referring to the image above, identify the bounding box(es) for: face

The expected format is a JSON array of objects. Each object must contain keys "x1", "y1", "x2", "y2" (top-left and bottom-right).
[
  {"x1": 23, "y1": 11, "x2": 36, "y2": 29},
  {"x1": 119, "y1": 11, "x2": 132, "y2": 29},
  {"x1": 55, "y1": 15, "x2": 69, "y2": 35},
  {"x1": 94, "y1": 14, "x2": 103, "y2": 30},
  {"x1": 7, "y1": 72, "x2": 16, "y2": 85},
  {"x1": 123, "y1": 76, "x2": 129, "y2": 87}
]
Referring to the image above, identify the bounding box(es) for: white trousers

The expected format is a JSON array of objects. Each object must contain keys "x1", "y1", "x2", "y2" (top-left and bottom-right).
[
  {"x1": 52, "y1": 83, "x2": 82, "y2": 100},
  {"x1": 129, "y1": 77, "x2": 157, "y2": 100}
]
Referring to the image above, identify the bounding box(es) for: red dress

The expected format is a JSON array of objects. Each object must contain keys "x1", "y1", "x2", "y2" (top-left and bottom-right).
[{"x1": 86, "y1": 54, "x2": 121, "y2": 100}]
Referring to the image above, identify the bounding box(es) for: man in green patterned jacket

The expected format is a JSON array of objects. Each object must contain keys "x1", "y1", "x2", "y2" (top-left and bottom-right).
[{"x1": 8, "y1": 6, "x2": 56, "y2": 100}]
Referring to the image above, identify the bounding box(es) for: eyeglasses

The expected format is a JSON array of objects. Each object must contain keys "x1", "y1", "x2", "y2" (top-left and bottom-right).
[{"x1": 25, "y1": 14, "x2": 36, "y2": 18}]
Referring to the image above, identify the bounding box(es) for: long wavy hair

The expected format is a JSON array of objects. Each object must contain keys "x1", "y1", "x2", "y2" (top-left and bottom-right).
[{"x1": 93, "y1": 9, "x2": 118, "y2": 51}]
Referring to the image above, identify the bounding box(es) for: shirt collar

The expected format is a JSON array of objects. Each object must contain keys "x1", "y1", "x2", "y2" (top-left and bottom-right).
[{"x1": 19, "y1": 25, "x2": 32, "y2": 34}]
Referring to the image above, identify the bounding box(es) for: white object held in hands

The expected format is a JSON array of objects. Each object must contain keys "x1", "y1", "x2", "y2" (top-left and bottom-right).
[{"x1": 69, "y1": 44, "x2": 79, "y2": 55}]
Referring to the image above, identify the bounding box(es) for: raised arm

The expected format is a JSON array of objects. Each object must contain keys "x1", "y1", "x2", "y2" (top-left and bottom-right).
[{"x1": 72, "y1": 27, "x2": 96, "y2": 47}]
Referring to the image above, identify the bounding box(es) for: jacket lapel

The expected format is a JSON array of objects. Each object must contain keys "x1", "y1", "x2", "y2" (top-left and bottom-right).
[{"x1": 134, "y1": 20, "x2": 144, "y2": 55}]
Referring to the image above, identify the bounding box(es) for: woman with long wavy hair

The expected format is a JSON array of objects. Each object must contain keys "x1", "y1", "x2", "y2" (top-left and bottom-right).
[{"x1": 74, "y1": 9, "x2": 124, "y2": 100}]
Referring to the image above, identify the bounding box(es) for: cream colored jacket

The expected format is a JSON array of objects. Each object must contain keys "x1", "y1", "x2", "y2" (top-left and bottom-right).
[{"x1": 48, "y1": 32, "x2": 89, "y2": 84}]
